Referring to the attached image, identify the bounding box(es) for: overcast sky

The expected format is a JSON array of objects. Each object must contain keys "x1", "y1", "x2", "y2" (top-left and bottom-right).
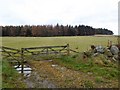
[{"x1": 0, "y1": 0, "x2": 119, "y2": 35}]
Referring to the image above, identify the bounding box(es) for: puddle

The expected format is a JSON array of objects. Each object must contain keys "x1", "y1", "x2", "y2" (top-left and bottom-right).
[
  {"x1": 14, "y1": 64, "x2": 32, "y2": 77},
  {"x1": 51, "y1": 64, "x2": 58, "y2": 67},
  {"x1": 51, "y1": 64, "x2": 66, "y2": 72},
  {"x1": 48, "y1": 60, "x2": 53, "y2": 62},
  {"x1": 42, "y1": 60, "x2": 53, "y2": 62}
]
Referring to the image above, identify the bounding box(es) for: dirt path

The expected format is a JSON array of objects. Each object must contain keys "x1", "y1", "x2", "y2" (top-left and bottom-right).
[{"x1": 24, "y1": 60, "x2": 118, "y2": 88}]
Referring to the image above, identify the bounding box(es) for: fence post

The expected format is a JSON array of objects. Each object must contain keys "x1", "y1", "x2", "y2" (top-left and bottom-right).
[
  {"x1": 67, "y1": 44, "x2": 70, "y2": 55},
  {"x1": 21, "y1": 48, "x2": 24, "y2": 74},
  {"x1": 46, "y1": 48, "x2": 49, "y2": 55}
]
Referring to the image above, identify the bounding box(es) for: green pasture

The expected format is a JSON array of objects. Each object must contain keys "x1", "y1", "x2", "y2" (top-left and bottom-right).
[{"x1": 1, "y1": 36, "x2": 117, "y2": 52}]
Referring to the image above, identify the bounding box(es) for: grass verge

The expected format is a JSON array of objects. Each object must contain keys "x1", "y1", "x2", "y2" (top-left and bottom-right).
[
  {"x1": 2, "y1": 59, "x2": 26, "y2": 88},
  {"x1": 53, "y1": 54, "x2": 119, "y2": 80}
]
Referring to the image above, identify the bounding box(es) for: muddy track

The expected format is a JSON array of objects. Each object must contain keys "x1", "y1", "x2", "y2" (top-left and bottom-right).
[{"x1": 24, "y1": 60, "x2": 118, "y2": 88}]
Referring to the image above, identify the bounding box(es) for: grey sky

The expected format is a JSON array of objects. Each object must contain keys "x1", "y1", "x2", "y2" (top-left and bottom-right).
[{"x1": 0, "y1": 0, "x2": 119, "y2": 35}]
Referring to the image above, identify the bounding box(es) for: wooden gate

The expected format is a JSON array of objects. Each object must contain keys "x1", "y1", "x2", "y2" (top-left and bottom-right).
[{"x1": 1, "y1": 44, "x2": 79, "y2": 73}]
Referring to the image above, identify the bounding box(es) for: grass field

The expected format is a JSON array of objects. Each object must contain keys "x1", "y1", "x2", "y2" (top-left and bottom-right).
[{"x1": 1, "y1": 36, "x2": 118, "y2": 52}]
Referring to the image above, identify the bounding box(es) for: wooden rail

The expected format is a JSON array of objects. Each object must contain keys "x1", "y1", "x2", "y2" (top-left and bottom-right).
[
  {"x1": 22, "y1": 44, "x2": 70, "y2": 56},
  {"x1": 1, "y1": 46, "x2": 20, "y2": 52}
]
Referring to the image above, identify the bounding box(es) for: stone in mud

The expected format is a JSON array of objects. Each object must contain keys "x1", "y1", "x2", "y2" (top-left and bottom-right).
[
  {"x1": 110, "y1": 45, "x2": 119, "y2": 55},
  {"x1": 95, "y1": 45, "x2": 105, "y2": 54}
]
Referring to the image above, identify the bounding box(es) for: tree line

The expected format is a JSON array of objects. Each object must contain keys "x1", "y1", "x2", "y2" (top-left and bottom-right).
[{"x1": 1, "y1": 24, "x2": 113, "y2": 37}]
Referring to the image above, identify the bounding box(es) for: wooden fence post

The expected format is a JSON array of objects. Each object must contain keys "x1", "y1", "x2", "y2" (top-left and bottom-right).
[
  {"x1": 46, "y1": 48, "x2": 49, "y2": 55},
  {"x1": 67, "y1": 44, "x2": 70, "y2": 55},
  {"x1": 21, "y1": 48, "x2": 24, "y2": 74}
]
